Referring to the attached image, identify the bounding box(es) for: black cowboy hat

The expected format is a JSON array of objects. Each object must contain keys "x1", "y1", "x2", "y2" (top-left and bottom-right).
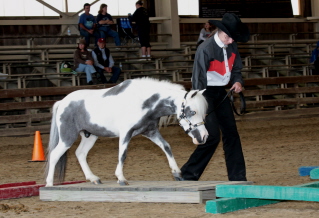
[{"x1": 209, "y1": 13, "x2": 250, "y2": 43}]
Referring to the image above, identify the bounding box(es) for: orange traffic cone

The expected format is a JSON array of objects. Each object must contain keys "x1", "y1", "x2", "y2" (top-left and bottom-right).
[{"x1": 29, "y1": 131, "x2": 46, "y2": 162}]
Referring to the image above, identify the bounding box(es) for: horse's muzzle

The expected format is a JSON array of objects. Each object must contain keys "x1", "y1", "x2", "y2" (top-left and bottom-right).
[{"x1": 193, "y1": 134, "x2": 208, "y2": 145}]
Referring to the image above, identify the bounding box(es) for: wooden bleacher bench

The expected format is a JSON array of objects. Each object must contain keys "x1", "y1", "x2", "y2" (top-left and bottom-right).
[
  {"x1": 0, "y1": 72, "x2": 78, "y2": 88},
  {"x1": 122, "y1": 68, "x2": 178, "y2": 81}
]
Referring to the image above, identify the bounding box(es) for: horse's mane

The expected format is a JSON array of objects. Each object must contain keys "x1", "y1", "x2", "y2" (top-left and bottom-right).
[
  {"x1": 133, "y1": 78, "x2": 207, "y2": 118},
  {"x1": 133, "y1": 77, "x2": 185, "y2": 91}
]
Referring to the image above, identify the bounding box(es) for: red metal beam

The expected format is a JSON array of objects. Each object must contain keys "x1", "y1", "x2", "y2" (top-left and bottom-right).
[{"x1": 0, "y1": 180, "x2": 85, "y2": 200}]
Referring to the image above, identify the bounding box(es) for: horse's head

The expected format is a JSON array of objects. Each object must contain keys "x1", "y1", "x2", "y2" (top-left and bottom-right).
[{"x1": 178, "y1": 90, "x2": 208, "y2": 145}]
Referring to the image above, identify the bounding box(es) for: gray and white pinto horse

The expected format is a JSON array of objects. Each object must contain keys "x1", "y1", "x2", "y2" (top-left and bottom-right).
[{"x1": 45, "y1": 78, "x2": 208, "y2": 186}]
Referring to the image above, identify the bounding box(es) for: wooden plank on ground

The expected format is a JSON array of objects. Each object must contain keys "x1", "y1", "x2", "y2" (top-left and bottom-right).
[
  {"x1": 310, "y1": 168, "x2": 319, "y2": 179},
  {"x1": 298, "y1": 166, "x2": 319, "y2": 176},
  {"x1": 206, "y1": 181, "x2": 319, "y2": 214},
  {"x1": 41, "y1": 189, "x2": 201, "y2": 203},
  {"x1": 215, "y1": 184, "x2": 319, "y2": 201},
  {"x1": 39, "y1": 181, "x2": 252, "y2": 203}
]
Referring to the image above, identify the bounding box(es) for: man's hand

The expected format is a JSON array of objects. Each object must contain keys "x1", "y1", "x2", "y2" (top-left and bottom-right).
[
  {"x1": 104, "y1": 67, "x2": 112, "y2": 73},
  {"x1": 86, "y1": 60, "x2": 93, "y2": 65},
  {"x1": 87, "y1": 29, "x2": 94, "y2": 34},
  {"x1": 231, "y1": 82, "x2": 243, "y2": 93}
]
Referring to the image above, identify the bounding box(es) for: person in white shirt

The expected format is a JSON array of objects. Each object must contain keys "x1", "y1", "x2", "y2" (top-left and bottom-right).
[
  {"x1": 181, "y1": 13, "x2": 250, "y2": 182},
  {"x1": 92, "y1": 38, "x2": 121, "y2": 84}
]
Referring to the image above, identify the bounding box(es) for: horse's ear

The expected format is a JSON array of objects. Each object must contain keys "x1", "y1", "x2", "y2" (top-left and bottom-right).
[
  {"x1": 190, "y1": 89, "x2": 206, "y2": 98},
  {"x1": 190, "y1": 90, "x2": 198, "y2": 98},
  {"x1": 199, "y1": 89, "x2": 206, "y2": 95}
]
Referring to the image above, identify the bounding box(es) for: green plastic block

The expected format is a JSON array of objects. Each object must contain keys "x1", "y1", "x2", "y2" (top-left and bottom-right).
[
  {"x1": 310, "y1": 168, "x2": 319, "y2": 179},
  {"x1": 206, "y1": 197, "x2": 279, "y2": 214},
  {"x1": 216, "y1": 185, "x2": 319, "y2": 202}
]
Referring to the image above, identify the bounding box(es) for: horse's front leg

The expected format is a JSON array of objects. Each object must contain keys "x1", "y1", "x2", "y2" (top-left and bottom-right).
[
  {"x1": 75, "y1": 132, "x2": 100, "y2": 184},
  {"x1": 115, "y1": 137, "x2": 130, "y2": 186},
  {"x1": 144, "y1": 129, "x2": 184, "y2": 181}
]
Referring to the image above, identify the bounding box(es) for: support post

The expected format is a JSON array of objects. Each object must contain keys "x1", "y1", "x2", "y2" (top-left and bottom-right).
[{"x1": 154, "y1": 0, "x2": 180, "y2": 48}]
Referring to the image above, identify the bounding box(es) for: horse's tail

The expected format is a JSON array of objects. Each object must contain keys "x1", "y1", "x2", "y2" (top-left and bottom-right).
[{"x1": 44, "y1": 100, "x2": 67, "y2": 184}]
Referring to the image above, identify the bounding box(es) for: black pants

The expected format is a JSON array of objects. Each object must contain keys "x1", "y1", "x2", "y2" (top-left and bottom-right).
[
  {"x1": 181, "y1": 86, "x2": 246, "y2": 181},
  {"x1": 137, "y1": 27, "x2": 151, "y2": 48},
  {"x1": 94, "y1": 67, "x2": 108, "y2": 84}
]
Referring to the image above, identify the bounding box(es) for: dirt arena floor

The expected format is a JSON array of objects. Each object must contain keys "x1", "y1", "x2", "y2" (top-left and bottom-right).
[{"x1": 0, "y1": 116, "x2": 319, "y2": 217}]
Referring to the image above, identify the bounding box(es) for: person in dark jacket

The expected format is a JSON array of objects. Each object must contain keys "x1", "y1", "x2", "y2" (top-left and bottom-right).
[
  {"x1": 181, "y1": 13, "x2": 250, "y2": 182},
  {"x1": 130, "y1": 1, "x2": 151, "y2": 60},
  {"x1": 92, "y1": 38, "x2": 121, "y2": 84},
  {"x1": 96, "y1": 3, "x2": 121, "y2": 47}
]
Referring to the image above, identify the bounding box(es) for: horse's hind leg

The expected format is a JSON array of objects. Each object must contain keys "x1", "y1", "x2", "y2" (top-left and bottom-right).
[
  {"x1": 75, "y1": 132, "x2": 101, "y2": 184},
  {"x1": 144, "y1": 129, "x2": 183, "y2": 181},
  {"x1": 46, "y1": 143, "x2": 70, "y2": 187}
]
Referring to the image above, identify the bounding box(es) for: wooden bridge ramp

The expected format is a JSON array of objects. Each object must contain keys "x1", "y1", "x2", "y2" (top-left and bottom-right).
[{"x1": 40, "y1": 180, "x2": 252, "y2": 204}]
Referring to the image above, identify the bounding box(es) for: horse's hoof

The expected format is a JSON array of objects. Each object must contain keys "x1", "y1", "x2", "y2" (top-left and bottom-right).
[
  {"x1": 174, "y1": 176, "x2": 184, "y2": 181},
  {"x1": 91, "y1": 179, "x2": 102, "y2": 185},
  {"x1": 172, "y1": 172, "x2": 184, "y2": 181},
  {"x1": 118, "y1": 180, "x2": 129, "y2": 186}
]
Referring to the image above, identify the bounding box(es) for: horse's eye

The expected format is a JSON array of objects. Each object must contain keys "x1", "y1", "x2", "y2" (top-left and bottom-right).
[{"x1": 190, "y1": 111, "x2": 196, "y2": 116}]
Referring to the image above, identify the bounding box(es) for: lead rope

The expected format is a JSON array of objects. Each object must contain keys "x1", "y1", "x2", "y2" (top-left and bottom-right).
[{"x1": 206, "y1": 89, "x2": 246, "y2": 117}]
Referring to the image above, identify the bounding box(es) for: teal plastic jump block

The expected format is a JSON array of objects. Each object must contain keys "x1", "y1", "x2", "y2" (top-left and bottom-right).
[
  {"x1": 298, "y1": 166, "x2": 319, "y2": 176},
  {"x1": 205, "y1": 181, "x2": 319, "y2": 214},
  {"x1": 310, "y1": 168, "x2": 319, "y2": 179},
  {"x1": 206, "y1": 197, "x2": 279, "y2": 214},
  {"x1": 216, "y1": 185, "x2": 319, "y2": 202}
]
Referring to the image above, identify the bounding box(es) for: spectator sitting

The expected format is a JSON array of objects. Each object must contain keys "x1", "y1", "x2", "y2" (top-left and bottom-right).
[
  {"x1": 197, "y1": 22, "x2": 213, "y2": 47},
  {"x1": 73, "y1": 39, "x2": 96, "y2": 85},
  {"x1": 92, "y1": 38, "x2": 121, "y2": 84},
  {"x1": 79, "y1": 3, "x2": 100, "y2": 47},
  {"x1": 96, "y1": 3, "x2": 121, "y2": 47}
]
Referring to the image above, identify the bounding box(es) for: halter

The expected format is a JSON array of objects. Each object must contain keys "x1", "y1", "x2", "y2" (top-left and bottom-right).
[{"x1": 177, "y1": 92, "x2": 205, "y2": 134}]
